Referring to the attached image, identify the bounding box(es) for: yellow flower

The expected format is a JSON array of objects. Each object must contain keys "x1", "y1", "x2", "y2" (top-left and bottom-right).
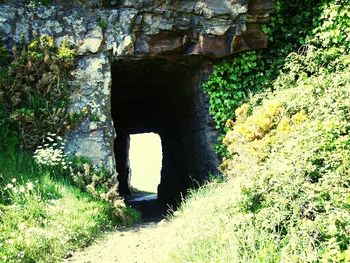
[
  {"x1": 225, "y1": 119, "x2": 234, "y2": 128},
  {"x1": 82, "y1": 107, "x2": 89, "y2": 114},
  {"x1": 291, "y1": 110, "x2": 308, "y2": 125},
  {"x1": 265, "y1": 101, "x2": 283, "y2": 117},
  {"x1": 277, "y1": 116, "x2": 292, "y2": 133},
  {"x1": 235, "y1": 103, "x2": 250, "y2": 123}
]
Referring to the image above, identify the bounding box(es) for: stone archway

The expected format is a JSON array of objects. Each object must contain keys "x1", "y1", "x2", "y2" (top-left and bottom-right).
[
  {"x1": 0, "y1": 0, "x2": 274, "y2": 204},
  {"x1": 111, "y1": 58, "x2": 219, "y2": 203}
]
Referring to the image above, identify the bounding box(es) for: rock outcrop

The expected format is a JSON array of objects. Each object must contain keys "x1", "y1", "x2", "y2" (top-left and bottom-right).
[{"x1": 0, "y1": 0, "x2": 274, "y2": 203}]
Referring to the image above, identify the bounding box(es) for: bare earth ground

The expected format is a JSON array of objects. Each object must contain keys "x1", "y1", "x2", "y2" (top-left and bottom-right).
[
  {"x1": 63, "y1": 194, "x2": 176, "y2": 263},
  {"x1": 64, "y1": 221, "x2": 170, "y2": 263}
]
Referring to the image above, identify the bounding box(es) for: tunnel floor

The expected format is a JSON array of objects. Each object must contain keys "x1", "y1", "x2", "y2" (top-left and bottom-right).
[{"x1": 124, "y1": 191, "x2": 170, "y2": 222}]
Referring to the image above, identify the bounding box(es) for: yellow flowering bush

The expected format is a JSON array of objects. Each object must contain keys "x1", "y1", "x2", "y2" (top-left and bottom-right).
[
  {"x1": 222, "y1": 100, "x2": 308, "y2": 173},
  {"x1": 57, "y1": 38, "x2": 76, "y2": 60}
]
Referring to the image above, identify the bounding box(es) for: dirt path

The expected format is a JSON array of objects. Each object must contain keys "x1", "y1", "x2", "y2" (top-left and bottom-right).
[
  {"x1": 64, "y1": 221, "x2": 169, "y2": 263},
  {"x1": 63, "y1": 194, "x2": 175, "y2": 263}
]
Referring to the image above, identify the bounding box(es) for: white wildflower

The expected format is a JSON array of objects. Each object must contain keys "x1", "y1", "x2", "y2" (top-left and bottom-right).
[
  {"x1": 6, "y1": 239, "x2": 14, "y2": 245},
  {"x1": 5, "y1": 183, "x2": 14, "y2": 189},
  {"x1": 18, "y1": 251, "x2": 25, "y2": 258},
  {"x1": 26, "y1": 182, "x2": 34, "y2": 191},
  {"x1": 18, "y1": 223, "x2": 26, "y2": 231},
  {"x1": 34, "y1": 135, "x2": 70, "y2": 169}
]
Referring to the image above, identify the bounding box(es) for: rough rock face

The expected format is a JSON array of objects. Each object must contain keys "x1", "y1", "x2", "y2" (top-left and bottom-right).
[{"x1": 0, "y1": 0, "x2": 273, "y2": 203}]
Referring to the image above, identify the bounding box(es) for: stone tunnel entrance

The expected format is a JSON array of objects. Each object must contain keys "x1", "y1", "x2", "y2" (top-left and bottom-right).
[{"x1": 111, "y1": 58, "x2": 219, "y2": 204}]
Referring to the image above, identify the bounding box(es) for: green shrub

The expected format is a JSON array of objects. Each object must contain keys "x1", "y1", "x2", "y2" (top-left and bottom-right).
[
  {"x1": 0, "y1": 36, "x2": 78, "y2": 149},
  {"x1": 202, "y1": 0, "x2": 323, "y2": 157},
  {"x1": 0, "y1": 35, "x2": 140, "y2": 263},
  {"x1": 166, "y1": 47, "x2": 350, "y2": 263},
  {"x1": 310, "y1": 1, "x2": 350, "y2": 50}
]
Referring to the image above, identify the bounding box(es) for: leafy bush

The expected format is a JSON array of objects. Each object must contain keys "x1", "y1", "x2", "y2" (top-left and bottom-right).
[
  {"x1": 224, "y1": 53, "x2": 350, "y2": 261},
  {"x1": 202, "y1": 0, "x2": 323, "y2": 157},
  {"x1": 166, "y1": 46, "x2": 350, "y2": 263},
  {"x1": 310, "y1": 1, "x2": 350, "y2": 50},
  {"x1": 32, "y1": 135, "x2": 126, "y2": 215},
  {"x1": 0, "y1": 35, "x2": 140, "y2": 262}
]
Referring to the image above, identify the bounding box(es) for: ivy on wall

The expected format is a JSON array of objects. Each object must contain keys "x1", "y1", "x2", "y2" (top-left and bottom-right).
[{"x1": 202, "y1": 0, "x2": 324, "y2": 157}]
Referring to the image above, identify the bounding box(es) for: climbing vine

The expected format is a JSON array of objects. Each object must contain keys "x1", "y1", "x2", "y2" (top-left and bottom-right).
[
  {"x1": 310, "y1": 0, "x2": 350, "y2": 50},
  {"x1": 202, "y1": 0, "x2": 327, "y2": 157}
]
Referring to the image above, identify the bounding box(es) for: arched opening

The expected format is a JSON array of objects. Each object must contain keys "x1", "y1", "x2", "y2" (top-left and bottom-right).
[
  {"x1": 129, "y1": 133, "x2": 162, "y2": 194},
  {"x1": 111, "y1": 57, "x2": 219, "y2": 205}
]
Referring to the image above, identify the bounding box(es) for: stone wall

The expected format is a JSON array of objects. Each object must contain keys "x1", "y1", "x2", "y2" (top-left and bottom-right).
[{"x1": 0, "y1": 0, "x2": 274, "y2": 202}]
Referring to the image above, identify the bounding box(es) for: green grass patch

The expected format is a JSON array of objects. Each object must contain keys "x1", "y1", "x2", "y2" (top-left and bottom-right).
[{"x1": 0, "y1": 147, "x2": 140, "y2": 263}]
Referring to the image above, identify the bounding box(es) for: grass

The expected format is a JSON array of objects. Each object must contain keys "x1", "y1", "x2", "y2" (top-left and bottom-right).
[
  {"x1": 161, "y1": 2, "x2": 350, "y2": 262},
  {"x1": 162, "y1": 9, "x2": 350, "y2": 262},
  {"x1": 162, "y1": 180, "x2": 243, "y2": 263},
  {"x1": 0, "y1": 143, "x2": 139, "y2": 263}
]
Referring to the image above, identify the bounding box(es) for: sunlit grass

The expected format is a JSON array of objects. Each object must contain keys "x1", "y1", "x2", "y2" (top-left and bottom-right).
[{"x1": 0, "y1": 147, "x2": 139, "y2": 263}]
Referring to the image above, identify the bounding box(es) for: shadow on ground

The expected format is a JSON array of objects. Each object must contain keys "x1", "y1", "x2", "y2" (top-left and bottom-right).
[{"x1": 124, "y1": 190, "x2": 172, "y2": 223}]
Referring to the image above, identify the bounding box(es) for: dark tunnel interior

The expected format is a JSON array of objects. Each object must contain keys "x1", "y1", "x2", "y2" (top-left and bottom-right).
[{"x1": 111, "y1": 58, "x2": 219, "y2": 204}]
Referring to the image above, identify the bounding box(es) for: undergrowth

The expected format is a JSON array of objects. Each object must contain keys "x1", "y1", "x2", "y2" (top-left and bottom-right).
[
  {"x1": 164, "y1": 0, "x2": 350, "y2": 262},
  {"x1": 0, "y1": 35, "x2": 79, "y2": 149},
  {"x1": 203, "y1": 0, "x2": 323, "y2": 157},
  {"x1": 0, "y1": 133, "x2": 140, "y2": 262},
  {"x1": 0, "y1": 36, "x2": 140, "y2": 262},
  {"x1": 166, "y1": 52, "x2": 350, "y2": 261}
]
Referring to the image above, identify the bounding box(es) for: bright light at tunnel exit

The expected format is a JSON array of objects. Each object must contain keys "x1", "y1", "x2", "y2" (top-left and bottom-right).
[{"x1": 129, "y1": 133, "x2": 162, "y2": 193}]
